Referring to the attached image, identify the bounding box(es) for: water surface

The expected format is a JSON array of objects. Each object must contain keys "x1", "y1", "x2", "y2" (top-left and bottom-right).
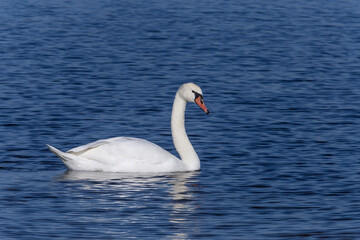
[{"x1": 1, "y1": 0, "x2": 360, "y2": 239}]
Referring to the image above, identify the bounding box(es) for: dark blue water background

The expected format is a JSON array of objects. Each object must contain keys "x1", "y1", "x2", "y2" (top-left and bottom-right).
[{"x1": 1, "y1": 0, "x2": 360, "y2": 239}]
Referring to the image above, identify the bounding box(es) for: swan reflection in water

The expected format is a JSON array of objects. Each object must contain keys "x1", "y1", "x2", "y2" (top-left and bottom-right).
[{"x1": 57, "y1": 170, "x2": 201, "y2": 238}]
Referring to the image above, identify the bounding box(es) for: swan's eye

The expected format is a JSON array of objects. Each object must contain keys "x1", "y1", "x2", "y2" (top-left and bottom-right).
[{"x1": 192, "y1": 90, "x2": 203, "y2": 101}]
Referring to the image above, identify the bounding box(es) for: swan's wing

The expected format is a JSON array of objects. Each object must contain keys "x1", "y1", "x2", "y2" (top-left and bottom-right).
[
  {"x1": 66, "y1": 137, "x2": 182, "y2": 172},
  {"x1": 67, "y1": 137, "x2": 126, "y2": 155}
]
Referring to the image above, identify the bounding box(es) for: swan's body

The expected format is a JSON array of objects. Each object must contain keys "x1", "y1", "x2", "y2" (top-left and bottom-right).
[
  {"x1": 47, "y1": 83, "x2": 209, "y2": 172},
  {"x1": 48, "y1": 137, "x2": 186, "y2": 172}
]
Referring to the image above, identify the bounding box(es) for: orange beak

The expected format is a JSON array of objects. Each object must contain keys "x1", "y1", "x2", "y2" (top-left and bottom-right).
[{"x1": 195, "y1": 96, "x2": 209, "y2": 114}]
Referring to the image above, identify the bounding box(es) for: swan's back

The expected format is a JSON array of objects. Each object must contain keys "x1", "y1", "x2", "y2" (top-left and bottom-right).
[{"x1": 49, "y1": 137, "x2": 186, "y2": 172}]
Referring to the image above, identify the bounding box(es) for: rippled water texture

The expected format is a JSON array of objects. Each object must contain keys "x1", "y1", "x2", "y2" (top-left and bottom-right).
[{"x1": 1, "y1": 0, "x2": 360, "y2": 239}]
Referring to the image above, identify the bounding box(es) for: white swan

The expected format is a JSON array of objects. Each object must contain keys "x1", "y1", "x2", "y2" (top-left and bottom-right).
[{"x1": 47, "y1": 83, "x2": 209, "y2": 172}]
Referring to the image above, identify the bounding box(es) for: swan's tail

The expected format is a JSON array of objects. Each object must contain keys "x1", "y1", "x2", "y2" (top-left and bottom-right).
[
  {"x1": 47, "y1": 144, "x2": 102, "y2": 171},
  {"x1": 47, "y1": 144, "x2": 73, "y2": 163}
]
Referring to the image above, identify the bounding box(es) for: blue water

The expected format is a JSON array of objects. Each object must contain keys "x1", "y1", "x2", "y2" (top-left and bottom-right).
[{"x1": 1, "y1": 0, "x2": 360, "y2": 239}]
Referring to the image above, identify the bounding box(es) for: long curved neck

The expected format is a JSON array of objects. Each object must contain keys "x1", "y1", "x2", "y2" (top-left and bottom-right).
[{"x1": 171, "y1": 92, "x2": 200, "y2": 170}]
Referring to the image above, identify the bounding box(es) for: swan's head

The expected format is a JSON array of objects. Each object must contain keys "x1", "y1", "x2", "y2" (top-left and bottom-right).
[{"x1": 179, "y1": 83, "x2": 209, "y2": 114}]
